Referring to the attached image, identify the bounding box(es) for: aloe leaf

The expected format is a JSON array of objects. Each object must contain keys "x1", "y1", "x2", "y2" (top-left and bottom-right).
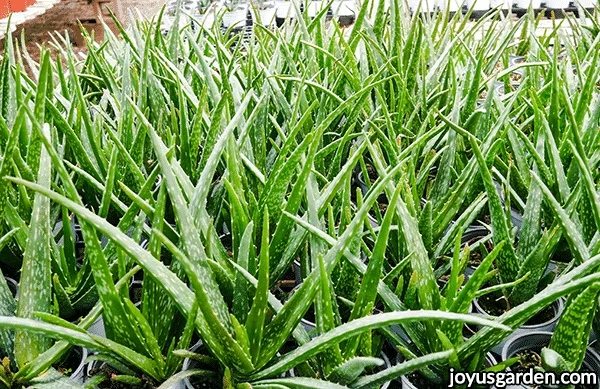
[
  {"x1": 459, "y1": 258, "x2": 600, "y2": 360},
  {"x1": 7, "y1": 177, "x2": 252, "y2": 373},
  {"x1": 316, "y1": 252, "x2": 343, "y2": 374},
  {"x1": 143, "y1": 183, "x2": 176, "y2": 349},
  {"x1": 530, "y1": 173, "x2": 589, "y2": 264},
  {"x1": 253, "y1": 377, "x2": 349, "y2": 389},
  {"x1": 233, "y1": 223, "x2": 253, "y2": 324},
  {"x1": 568, "y1": 141, "x2": 600, "y2": 238},
  {"x1": 189, "y1": 92, "x2": 255, "y2": 224},
  {"x1": 350, "y1": 350, "x2": 453, "y2": 389},
  {"x1": 344, "y1": 184, "x2": 401, "y2": 358},
  {"x1": 136, "y1": 101, "x2": 235, "y2": 330},
  {"x1": 269, "y1": 122, "x2": 330, "y2": 281},
  {"x1": 247, "y1": 208, "x2": 270, "y2": 364},
  {"x1": 26, "y1": 52, "x2": 51, "y2": 177},
  {"x1": 444, "y1": 241, "x2": 504, "y2": 336},
  {"x1": 52, "y1": 274, "x2": 75, "y2": 320},
  {"x1": 550, "y1": 282, "x2": 600, "y2": 371},
  {"x1": 327, "y1": 357, "x2": 383, "y2": 386},
  {"x1": 17, "y1": 268, "x2": 138, "y2": 381},
  {"x1": 15, "y1": 124, "x2": 52, "y2": 368},
  {"x1": 250, "y1": 311, "x2": 508, "y2": 380},
  {"x1": 155, "y1": 369, "x2": 214, "y2": 389},
  {"x1": 467, "y1": 136, "x2": 519, "y2": 285},
  {"x1": 0, "y1": 107, "x2": 25, "y2": 224},
  {"x1": 26, "y1": 367, "x2": 83, "y2": 389},
  {"x1": 0, "y1": 271, "x2": 15, "y2": 363},
  {"x1": 0, "y1": 316, "x2": 100, "y2": 351}
]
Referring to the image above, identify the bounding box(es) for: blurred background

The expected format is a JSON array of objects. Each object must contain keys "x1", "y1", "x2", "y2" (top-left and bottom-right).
[{"x1": 0, "y1": 0, "x2": 167, "y2": 60}]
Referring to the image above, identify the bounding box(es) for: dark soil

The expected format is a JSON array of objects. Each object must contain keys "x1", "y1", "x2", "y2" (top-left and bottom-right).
[
  {"x1": 469, "y1": 250, "x2": 483, "y2": 267},
  {"x1": 524, "y1": 304, "x2": 556, "y2": 326},
  {"x1": 362, "y1": 164, "x2": 388, "y2": 205},
  {"x1": 366, "y1": 164, "x2": 378, "y2": 185},
  {"x1": 463, "y1": 323, "x2": 477, "y2": 338},
  {"x1": 511, "y1": 350, "x2": 596, "y2": 389},
  {"x1": 512, "y1": 350, "x2": 542, "y2": 375},
  {"x1": 129, "y1": 282, "x2": 143, "y2": 304},
  {"x1": 478, "y1": 293, "x2": 509, "y2": 317},
  {"x1": 220, "y1": 233, "x2": 233, "y2": 256},
  {"x1": 406, "y1": 371, "x2": 492, "y2": 389},
  {"x1": 406, "y1": 354, "x2": 495, "y2": 389},
  {"x1": 406, "y1": 372, "x2": 440, "y2": 389}
]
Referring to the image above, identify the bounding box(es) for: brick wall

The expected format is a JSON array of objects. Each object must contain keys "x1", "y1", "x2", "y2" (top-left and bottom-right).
[{"x1": 1, "y1": 0, "x2": 166, "y2": 59}]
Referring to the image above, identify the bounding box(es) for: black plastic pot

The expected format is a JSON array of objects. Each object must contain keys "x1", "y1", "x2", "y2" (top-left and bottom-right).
[
  {"x1": 472, "y1": 298, "x2": 564, "y2": 356},
  {"x1": 4, "y1": 277, "x2": 18, "y2": 298},
  {"x1": 356, "y1": 171, "x2": 388, "y2": 205},
  {"x1": 58, "y1": 347, "x2": 88, "y2": 383},
  {"x1": 501, "y1": 331, "x2": 600, "y2": 389},
  {"x1": 398, "y1": 352, "x2": 497, "y2": 388},
  {"x1": 509, "y1": 55, "x2": 526, "y2": 76},
  {"x1": 495, "y1": 81, "x2": 521, "y2": 95},
  {"x1": 87, "y1": 315, "x2": 106, "y2": 338}
]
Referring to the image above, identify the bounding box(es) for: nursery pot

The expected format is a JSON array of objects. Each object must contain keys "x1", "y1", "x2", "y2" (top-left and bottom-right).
[
  {"x1": 508, "y1": 55, "x2": 526, "y2": 76},
  {"x1": 501, "y1": 331, "x2": 600, "y2": 389},
  {"x1": 4, "y1": 277, "x2": 18, "y2": 298},
  {"x1": 87, "y1": 360, "x2": 185, "y2": 389},
  {"x1": 58, "y1": 347, "x2": 88, "y2": 383},
  {"x1": 87, "y1": 315, "x2": 106, "y2": 338},
  {"x1": 473, "y1": 297, "x2": 564, "y2": 356},
  {"x1": 399, "y1": 353, "x2": 498, "y2": 388},
  {"x1": 356, "y1": 171, "x2": 388, "y2": 205}
]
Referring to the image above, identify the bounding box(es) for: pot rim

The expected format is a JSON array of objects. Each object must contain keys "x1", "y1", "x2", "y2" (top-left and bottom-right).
[
  {"x1": 501, "y1": 329, "x2": 600, "y2": 385},
  {"x1": 66, "y1": 346, "x2": 88, "y2": 380}
]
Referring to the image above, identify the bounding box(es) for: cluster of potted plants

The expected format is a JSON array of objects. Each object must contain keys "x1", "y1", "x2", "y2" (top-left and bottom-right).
[{"x1": 0, "y1": 1, "x2": 600, "y2": 388}]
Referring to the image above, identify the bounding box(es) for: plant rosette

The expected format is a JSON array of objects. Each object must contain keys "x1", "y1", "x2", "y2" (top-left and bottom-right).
[
  {"x1": 86, "y1": 360, "x2": 186, "y2": 389},
  {"x1": 472, "y1": 297, "x2": 565, "y2": 356},
  {"x1": 182, "y1": 341, "x2": 302, "y2": 389},
  {"x1": 501, "y1": 331, "x2": 600, "y2": 389}
]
